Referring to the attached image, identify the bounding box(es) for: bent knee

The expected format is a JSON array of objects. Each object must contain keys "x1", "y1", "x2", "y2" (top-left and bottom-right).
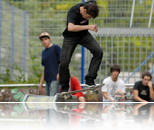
[
  {"x1": 59, "y1": 60, "x2": 70, "y2": 70},
  {"x1": 96, "y1": 48, "x2": 103, "y2": 58}
]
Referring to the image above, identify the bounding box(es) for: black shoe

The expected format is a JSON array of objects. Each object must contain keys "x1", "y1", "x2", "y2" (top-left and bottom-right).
[
  {"x1": 85, "y1": 78, "x2": 96, "y2": 87},
  {"x1": 61, "y1": 85, "x2": 69, "y2": 93}
]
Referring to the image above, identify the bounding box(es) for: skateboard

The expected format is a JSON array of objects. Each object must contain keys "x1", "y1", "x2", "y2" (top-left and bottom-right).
[
  {"x1": 114, "y1": 89, "x2": 125, "y2": 102},
  {"x1": 57, "y1": 84, "x2": 104, "y2": 100},
  {"x1": 59, "y1": 109, "x2": 104, "y2": 121},
  {"x1": 114, "y1": 88, "x2": 134, "y2": 102}
]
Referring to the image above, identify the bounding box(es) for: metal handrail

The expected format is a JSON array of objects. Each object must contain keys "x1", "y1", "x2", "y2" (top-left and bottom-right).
[
  {"x1": 0, "y1": 84, "x2": 45, "y2": 87},
  {"x1": 0, "y1": 84, "x2": 134, "y2": 88},
  {"x1": 0, "y1": 118, "x2": 134, "y2": 121}
]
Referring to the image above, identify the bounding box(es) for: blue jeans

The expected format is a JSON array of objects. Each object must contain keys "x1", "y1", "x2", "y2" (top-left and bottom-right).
[
  {"x1": 45, "y1": 81, "x2": 60, "y2": 96},
  {"x1": 59, "y1": 32, "x2": 103, "y2": 87},
  {"x1": 45, "y1": 80, "x2": 60, "y2": 125}
]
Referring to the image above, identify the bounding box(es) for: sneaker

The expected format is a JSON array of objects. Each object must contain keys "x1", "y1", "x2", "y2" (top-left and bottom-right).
[
  {"x1": 85, "y1": 78, "x2": 96, "y2": 87},
  {"x1": 61, "y1": 85, "x2": 69, "y2": 93}
]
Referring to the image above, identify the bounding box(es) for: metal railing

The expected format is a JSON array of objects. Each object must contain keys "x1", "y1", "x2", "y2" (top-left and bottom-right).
[{"x1": 0, "y1": 84, "x2": 134, "y2": 88}]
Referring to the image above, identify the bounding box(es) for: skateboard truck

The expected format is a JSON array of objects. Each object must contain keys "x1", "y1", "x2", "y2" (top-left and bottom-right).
[
  {"x1": 63, "y1": 93, "x2": 72, "y2": 100},
  {"x1": 54, "y1": 103, "x2": 77, "y2": 111},
  {"x1": 89, "y1": 90, "x2": 99, "y2": 94},
  {"x1": 58, "y1": 92, "x2": 76, "y2": 101},
  {"x1": 58, "y1": 90, "x2": 96, "y2": 101}
]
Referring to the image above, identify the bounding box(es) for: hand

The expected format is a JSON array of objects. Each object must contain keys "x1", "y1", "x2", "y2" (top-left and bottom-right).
[
  {"x1": 148, "y1": 81, "x2": 153, "y2": 88},
  {"x1": 88, "y1": 25, "x2": 98, "y2": 32},
  {"x1": 57, "y1": 73, "x2": 59, "y2": 81},
  {"x1": 142, "y1": 100, "x2": 148, "y2": 102},
  {"x1": 121, "y1": 95, "x2": 125, "y2": 102},
  {"x1": 111, "y1": 99, "x2": 114, "y2": 102},
  {"x1": 39, "y1": 84, "x2": 43, "y2": 91},
  {"x1": 78, "y1": 97, "x2": 85, "y2": 109}
]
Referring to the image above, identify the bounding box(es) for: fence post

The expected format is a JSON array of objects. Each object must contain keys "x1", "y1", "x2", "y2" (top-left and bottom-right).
[
  {"x1": 0, "y1": 0, "x2": 2, "y2": 74},
  {"x1": 148, "y1": 0, "x2": 154, "y2": 28},
  {"x1": 130, "y1": 0, "x2": 135, "y2": 28},
  {"x1": 81, "y1": 0, "x2": 85, "y2": 128},
  {"x1": 23, "y1": 11, "x2": 26, "y2": 73},
  {"x1": 11, "y1": 6, "x2": 14, "y2": 80},
  {"x1": 81, "y1": 46, "x2": 85, "y2": 84}
]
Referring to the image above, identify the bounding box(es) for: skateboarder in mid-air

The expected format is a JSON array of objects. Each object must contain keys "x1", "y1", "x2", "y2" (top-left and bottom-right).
[{"x1": 59, "y1": 0, "x2": 103, "y2": 93}]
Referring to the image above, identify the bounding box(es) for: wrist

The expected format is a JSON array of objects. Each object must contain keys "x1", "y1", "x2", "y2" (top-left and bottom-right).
[
  {"x1": 109, "y1": 98, "x2": 112, "y2": 101},
  {"x1": 87, "y1": 25, "x2": 90, "y2": 30}
]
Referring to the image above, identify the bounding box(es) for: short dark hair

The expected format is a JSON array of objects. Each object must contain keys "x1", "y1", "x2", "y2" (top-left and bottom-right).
[
  {"x1": 141, "y1": 125, "x2": 152, "y2": 130},
  {"x1": 84, "y1": 3, "x2": 99, "y2": 18},
  {"x1": 110, "y1": 64, "x2": 121, "y2": 73},
  {"x1": 141, "y1": 71, "x2": 152, "y2": 80}
]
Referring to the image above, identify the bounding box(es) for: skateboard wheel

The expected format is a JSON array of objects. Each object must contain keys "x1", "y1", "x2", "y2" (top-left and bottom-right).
[
  {"x1": 64, "y1": 95, "x2": 67, "y2": 100},
  {"x1": 89, "y1": 90, "x2": 93, "y2": 94},
  {"x1": 94, "y1": 90, "x2": 99, "y2": 94}
]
